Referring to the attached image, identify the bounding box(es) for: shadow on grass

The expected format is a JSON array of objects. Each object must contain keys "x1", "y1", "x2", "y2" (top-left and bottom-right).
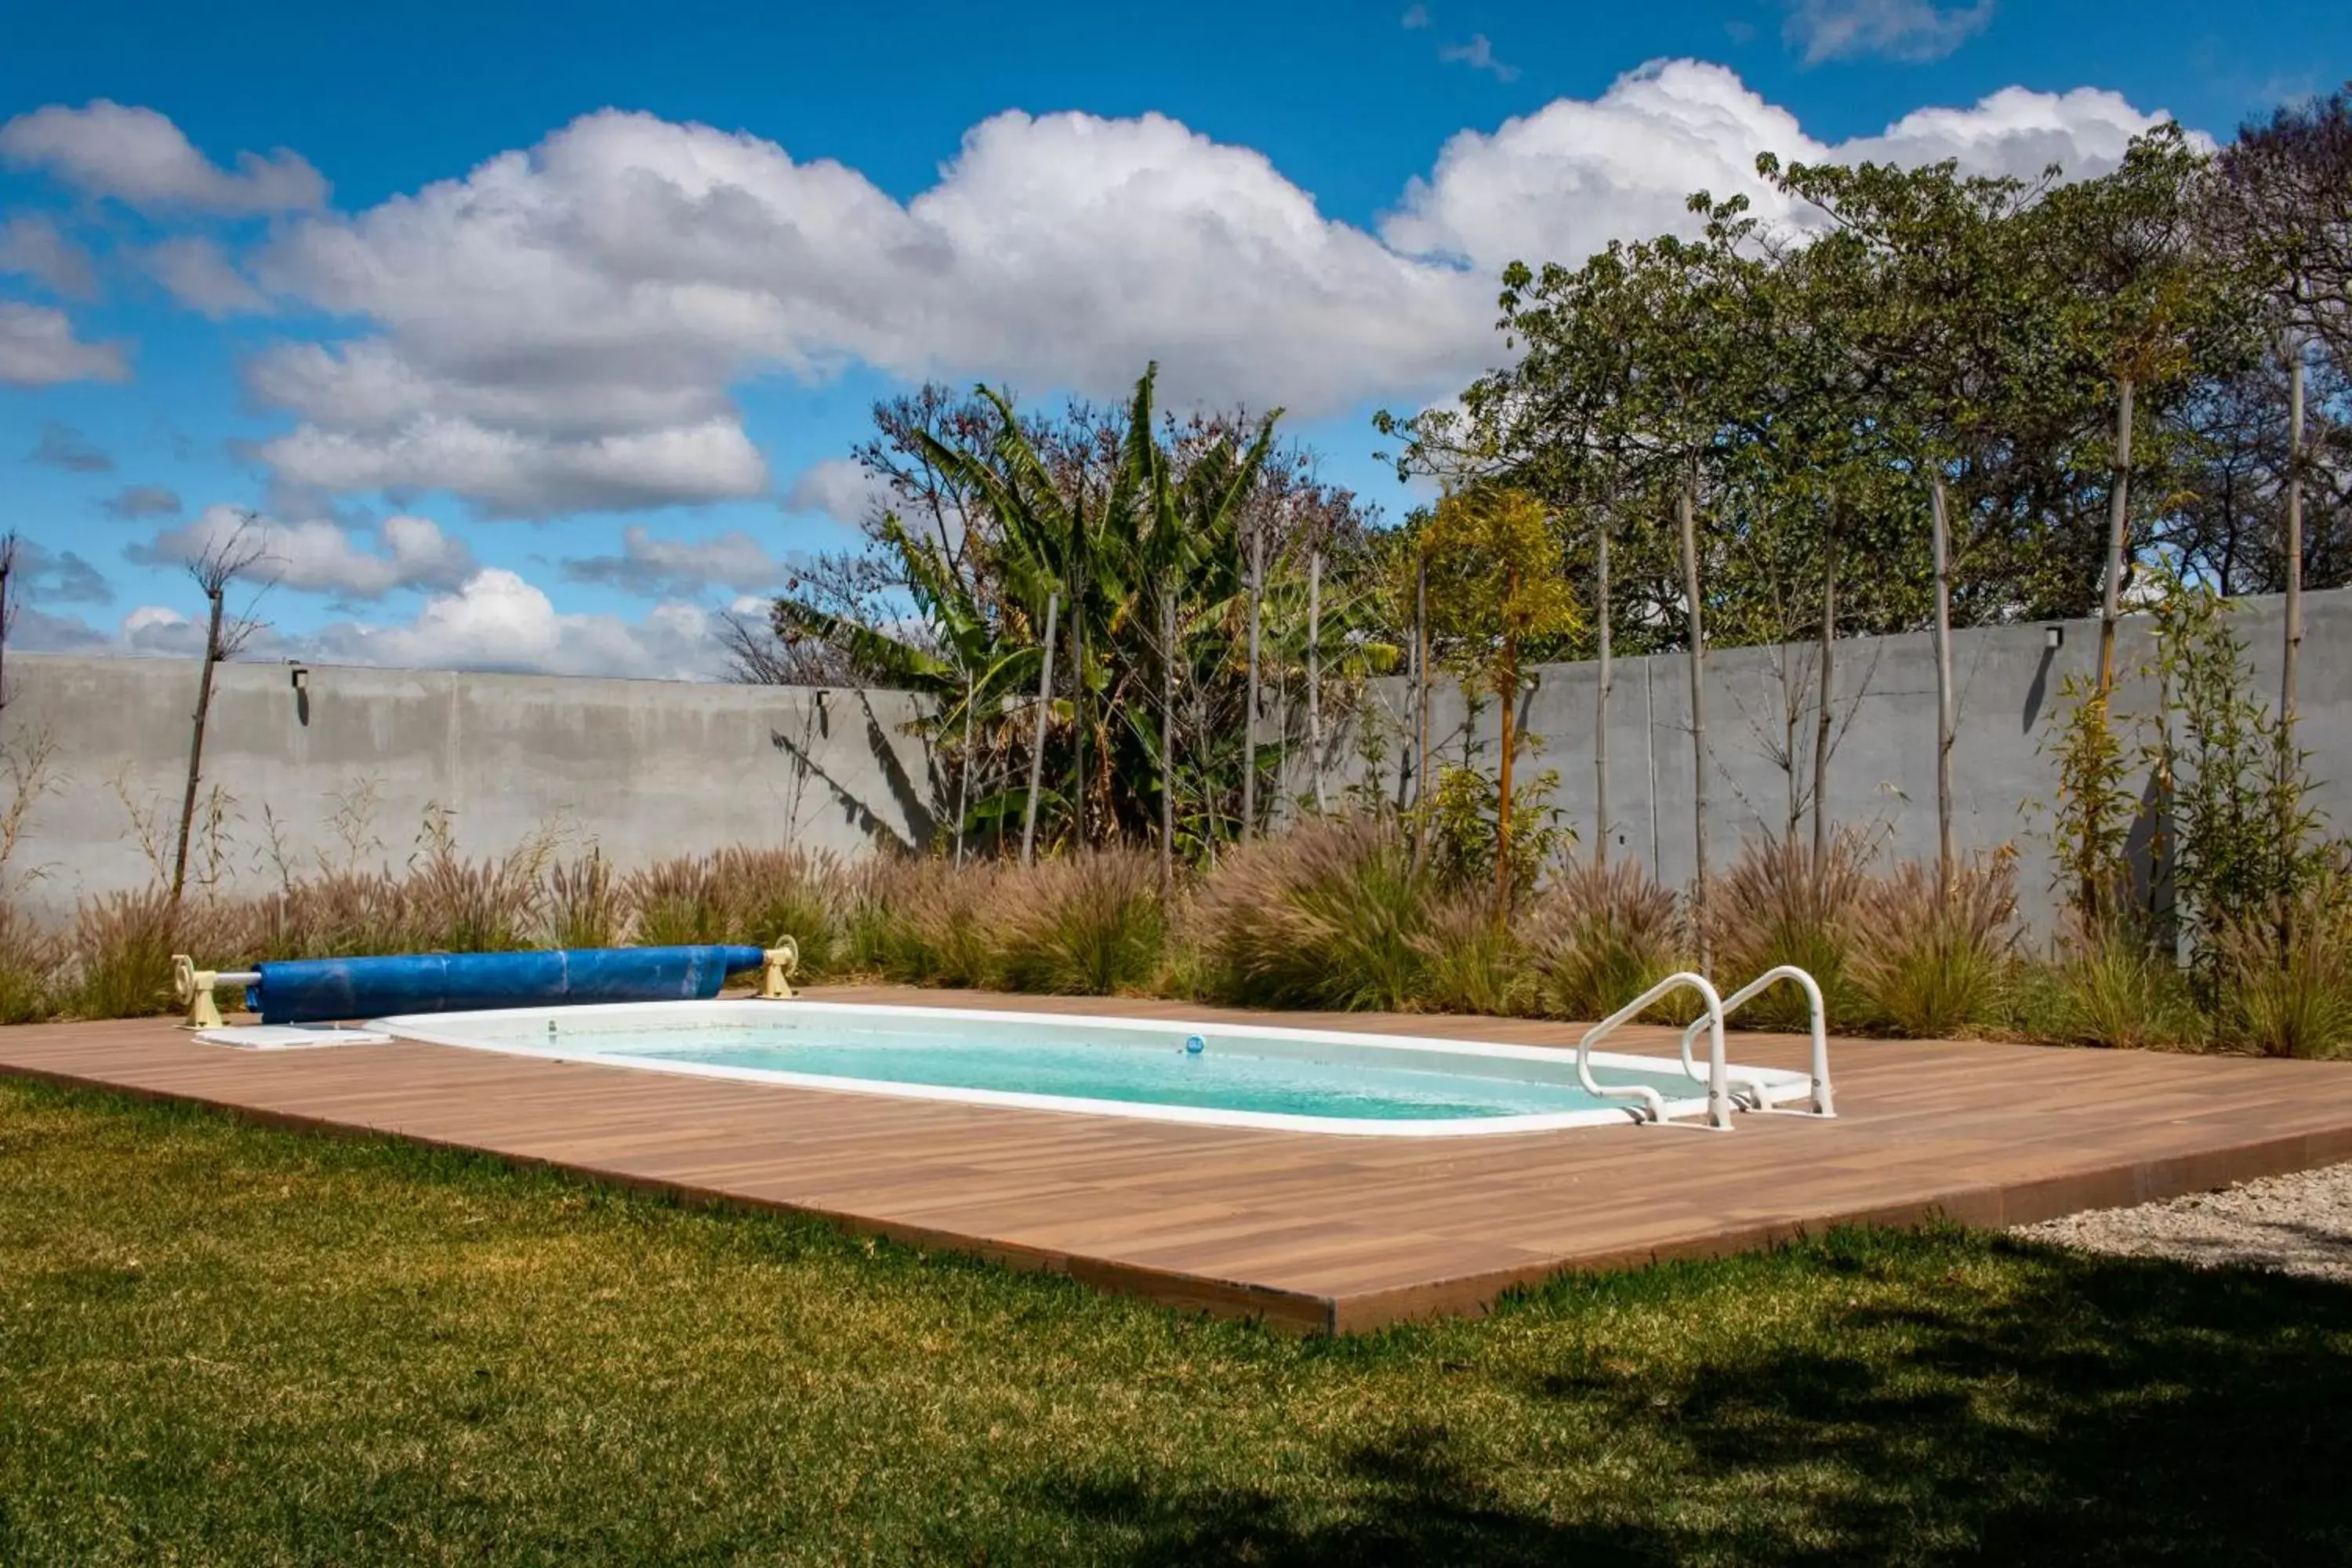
[{"x1": 1036, "y1": 1240, "x2": 2352, "y2": 1566}]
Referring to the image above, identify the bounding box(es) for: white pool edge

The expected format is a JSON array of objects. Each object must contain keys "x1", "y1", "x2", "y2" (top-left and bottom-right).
[{"x1": 372, "y1": 998, "x2": 1814, "y2": 1138}]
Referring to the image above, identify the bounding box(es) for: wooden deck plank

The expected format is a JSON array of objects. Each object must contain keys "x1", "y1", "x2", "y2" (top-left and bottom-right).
[{"x1": 5, "y1": 985, "x2": 2350, "y2": 1333}]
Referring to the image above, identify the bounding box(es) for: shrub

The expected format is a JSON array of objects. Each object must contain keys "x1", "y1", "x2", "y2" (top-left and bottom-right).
[
  {"x1": 623, "y1": 855, "x2": 729, "y2": 948},
  {"x1": 0, "y1": 904, "x2": 58, "y2": 1023},
  {"x1": 995, "y1": 850, "x2": 1164, "y2": 996},
  {"x1": 1705, "y1": 830, "x2": 1874, "y2": 1030},
  {"x1": 1413, "y1": 895, "x2": 1534, "y2": 1016},
  {"x1": 1526, "y1": 858, "x2": 1690, "y2": 1023},
  {"x1": 1191, "y1": 812, "x2": 1429, "y2": 1011},
  {"x1": 407, "y1": 851, "x2": 543, "y2": 953},
  {"x1": 2011, "y1": 918, "x2": 2203, "y2": 1050},
  {"x1": 59, "y1": 889, "x2": 183, "y2": 1019},
  {"x1": 2209, "y1": 881, "x2": 2352, "y2": 1059},
  {"x1": 542, "y1": 851, "x2": 624, "y2": 950},
  {"x1": 848, "y1": 856, "x2": 1003, "y2": 987},
  {"x1": 1849, "y1": 855, "x2": 2020, "y2": 1039},
  {"x1": 709, "y1": 846, "x2": 840, "y2": 971}
]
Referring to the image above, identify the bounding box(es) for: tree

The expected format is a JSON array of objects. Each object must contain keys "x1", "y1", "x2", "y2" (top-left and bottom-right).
[
  {"x1": 171, "y1": 521, "x2": 268, "y2": 904},
  {"x1": 764, "y1": 366, "x2": 1381, "y2": 859},
  {"x1": 1419, "y1": 487, "x2": 1579, "y2": 915}
]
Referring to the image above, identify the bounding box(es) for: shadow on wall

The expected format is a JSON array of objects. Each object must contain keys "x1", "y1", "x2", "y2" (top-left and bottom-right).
[{"x1": 768, "y1": 688, "x2": 939, "y2": 853}]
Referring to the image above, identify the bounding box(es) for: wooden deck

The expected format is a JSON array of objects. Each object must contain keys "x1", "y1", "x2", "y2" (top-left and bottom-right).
[{"x1": 5, "y1": 988, "x2": 2349, "y2": 1333}]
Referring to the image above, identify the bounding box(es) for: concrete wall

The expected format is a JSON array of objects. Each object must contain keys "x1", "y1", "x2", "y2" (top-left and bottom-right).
[
  {"x1": 0, "y1": 656, "x2": 938, "y2": 919},
  {"x1": 1337, "y1": 588, "x2": 2352, "y2": 935},
  {"x1": 2, "y1": 587, "x2": 2345, "y2": 929}
]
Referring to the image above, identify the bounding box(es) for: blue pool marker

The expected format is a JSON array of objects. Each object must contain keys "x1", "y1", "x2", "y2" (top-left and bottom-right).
[{"x1": 1184, "y1": 1034, "x2": 1207, "y2": 1056}]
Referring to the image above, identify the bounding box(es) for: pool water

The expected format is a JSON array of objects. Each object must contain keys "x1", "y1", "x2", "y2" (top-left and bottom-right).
[
  {"x1": 622, "y1": 1025, "x2": 1693, "y2": 1120},
  {"x1": 376, "y1": 1001, "x2": 1808, "y2": 1136}
]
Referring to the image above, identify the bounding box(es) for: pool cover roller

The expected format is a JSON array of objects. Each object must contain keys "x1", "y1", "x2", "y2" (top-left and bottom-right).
[{"x1": 246, "y1": 945, "x2": 768, "y2": 1025}]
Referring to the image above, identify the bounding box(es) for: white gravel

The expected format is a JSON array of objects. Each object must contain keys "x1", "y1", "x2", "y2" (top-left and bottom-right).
[{"x1": 2013, "y1": 1161, "x2": 2352, "y2": 1283}]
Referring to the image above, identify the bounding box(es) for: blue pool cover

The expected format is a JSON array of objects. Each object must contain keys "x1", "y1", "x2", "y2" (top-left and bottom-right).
[{"x1": 248, "y1": 945, "x2": 767, "y2": 1025}]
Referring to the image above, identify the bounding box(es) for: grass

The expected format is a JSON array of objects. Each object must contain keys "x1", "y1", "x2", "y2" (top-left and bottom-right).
[{"x1": 3, "y1": 1075, "x2": 2349, "y2": 1565}]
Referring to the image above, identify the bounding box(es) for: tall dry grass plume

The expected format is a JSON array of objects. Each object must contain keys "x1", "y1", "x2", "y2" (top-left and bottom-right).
[
  {"x1": 1189, "y1": 812, "x2": 1430, "y2": 1011},
  {"x1": 1849, "y1": 854, "x2": 2020, "y2": 1039},
  {"x1": 1525, "y1": 858, "x2": 1690, "y2": 1023},
  {"x1": 1706, "y1": 830, "x2": 1872, "y2": 1029},
  {"x1": 2211, "y1": 880, "x2": 2352, "y2": 1058},
  {"x1": 995, "y1": 849, "x2": 1164, "y2": 996}
]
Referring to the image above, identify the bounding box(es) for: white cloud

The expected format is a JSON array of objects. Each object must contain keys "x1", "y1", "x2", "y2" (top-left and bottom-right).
[
  {"x1": 11, "y1": 538, "x2": 112, "y2": 604},
  {"x1": 129, "y1": 504, "x2": 477, "y2": 599},
  {"x1": 782, "y1": 456, "x2": 890, "y2": 526},
  {"x1": 245, "y1": 106, "x2": 1487, "y2": 514},
  {"x1": 1440, "y1": 34, "x2": 1520, "y2": 82},
  {"x1": 256, "y1": 416, "x2": 769, "y2": 518},
  {"x1": 101, "y1": 484, "x2": 183, "y2": 520},
  {"x1": 8, "y1": 604, "x2": 111, "y2": 652},
  {"x1": 0, "y1": 214, "x2": 97, "y2": 299},
  {"x1": 7, "y1": 74, "x2": 2173, "y2": 546},
  {"x1": 0, "y1": 301, "x2": 129, "y2": 387},
  {"x1": 1401, "y1": 4, "x2": 1430, "y2": 27},
  {"x1": 307, "y1": 568, "x2": 726, "y2": 679},
  {"x1": 1381, "y1": 59, "x2": 2174, "y2": 270},
  {"x1": 27, "y1": 420, "x2": 113, "y2": 472},
  {"x1": 0, "y1": 100, "x2": 325, "y2": 212},
  {"x1": 1784, "y1": 0, "x2": 1994, "y2": 64},
  {"x1": 1839, "y1": 84, "x2": 2185, "y2": 178},
  {"x1": 143, "y1": 236, "x2": 268, "y2": 318},
  {"x1": 563, "y1": 524, "x2": 789, "y2": 597}
]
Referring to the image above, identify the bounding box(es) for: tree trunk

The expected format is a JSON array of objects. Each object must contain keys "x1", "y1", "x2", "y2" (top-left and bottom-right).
[
  {"x1": 1495, "y1": 621, "x2": 1518, "y2": 922},
  {"x1": 2281, "y1": 336, "x2": 2305, "y2": 819},
  {"x1": 1019, "y1": 590, "x2": 1058, "y2": 868},
  {"x1": 1160, "y1": 585, "x2": 1177, "y2": 907},
  {"x1": 1811, "y1": 516, "x2": 1837, "y2": 876},
  {"x1": 1307, "y1": 550, "x2": 1326, "y2": 814},
  {"x1": 170, "y1": 588, "x2": 227, "y2": 903},
  {"x1": 1929, "y1": 473, "x2": 1958, "y2": 898},
  {"x1": 1594, "y1": 524, "x2": 1611, "y2": 871},
  {"x1": 2098, "y1": 376, "x2": 2135, "y2": 697},
  {"x1": 1680, "y1": 463, "x2": 1712, "y2": 975},
  {"x1": 1071, "y1": 604, "x2": 1087, "y2": 849},
  {"x1": 1242, "y1": 532, "x2": 1263, "y2": 844},
  {"x1": 1413, "y1": 555, "x2": 1430, "y2": 876},
  {"x1": 954, "y1": 668, "x2": 974, "y2": 867}
]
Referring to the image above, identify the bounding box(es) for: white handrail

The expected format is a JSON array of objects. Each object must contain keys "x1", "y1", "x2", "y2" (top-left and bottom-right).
[
  {"x1": 1678, "y1": 964, "x2": 1835, "y2": 1117},
  {"x1": 1577, "y1": 971, "x2": 1732, "y2": 1131}
]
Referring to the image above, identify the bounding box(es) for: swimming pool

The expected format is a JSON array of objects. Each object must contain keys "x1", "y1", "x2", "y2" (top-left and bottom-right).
[{"x1": 374, "y1": 1000, "x2": 1819, "y2": 1136}]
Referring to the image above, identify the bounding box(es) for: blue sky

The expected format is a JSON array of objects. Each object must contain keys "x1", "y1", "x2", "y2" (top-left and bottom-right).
[{"x1": 2, "y1": 0, "x2": 2343, "y2": 677}]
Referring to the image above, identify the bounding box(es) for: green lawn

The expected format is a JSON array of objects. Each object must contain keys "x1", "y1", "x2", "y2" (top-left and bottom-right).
[{"x1": 2, "y1": 1077, "x2": 2348, "y2": 1566}]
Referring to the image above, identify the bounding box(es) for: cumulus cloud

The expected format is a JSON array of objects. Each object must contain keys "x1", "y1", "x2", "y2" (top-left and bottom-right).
[
  {"x1": 1440, "y1": 34, "x2": 1520, "y2": 82},
  {"x1": 0, "y1": 214, "x2": 97, "y2": 299},
  {"x1": 1401, "y1": 4, "x2": 1430, "y2": 27},
  {"x1": 0, "y1": 100, "x2": 325, "y2": 212},
  {"x1": 0, "y1": 302, "x2": 129, "y2": 387},
  {"x1": 0, "y1": 73, "x2": 2169, "y2": 552},
  {"x1": 143, "y1": 235, "x2": 268, "y2": 318},
  {"x1": 306, "y1": 568, "x2": 726, "y2": 679},
  {"x1": 563, "y1": 524, "x2": 789, "y2": 598},
  {"x1": 1838, "y1": 84, "x2": 2184, "y2": 178},
  {"x1": 1784, "y1": 0, "x2": 1994, "y2": 64},
  {"x1": 11, "y1": 538, "x2": 113, "y2": 604},
  {"x1": 129, "y1": 504, "x2": 477, "y2": 599},
  {"x1": 244, "y1": 106, "x2": 1486, "y2": 514},
  {"x1": 7, "y1": 604, "x2": 111, "y2": 652},
  {"x1": 1381, "y1": 59, "x2": 2173, "y2": 269},
  {"x1": 782, "y1": 456, "x2": 891, "y2": 527},
  {"x1": 101, "y1": 483, "x2": 183, "y2": 520},
  {"x1": 27, "y1": 420, "x2": 112, "y2": 472}
]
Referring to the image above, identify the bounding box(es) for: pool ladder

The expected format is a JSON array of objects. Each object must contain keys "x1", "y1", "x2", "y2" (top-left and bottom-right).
[{"x1": 1573, "y1": 965, "x2": 1835, "y2": 1131}]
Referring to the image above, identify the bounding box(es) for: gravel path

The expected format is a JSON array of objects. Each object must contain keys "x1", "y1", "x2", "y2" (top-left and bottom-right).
[{"x1": 2013, "y1": 1161, "x2": 2352, "y2": 1283}]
